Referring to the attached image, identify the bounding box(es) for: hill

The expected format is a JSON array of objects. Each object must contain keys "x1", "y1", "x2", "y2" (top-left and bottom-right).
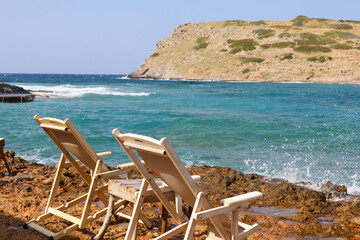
[{"x1": 129, "y1": 16, "x2": 360, "y2": 83}]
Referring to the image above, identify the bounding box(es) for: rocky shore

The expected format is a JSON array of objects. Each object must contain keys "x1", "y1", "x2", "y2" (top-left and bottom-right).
[
  {"x1": 1, "y1": 150, "x2": 360, "y2": 239},
  {"x1": 129, "y1": 16, "x2": 360, "y2": 83}
]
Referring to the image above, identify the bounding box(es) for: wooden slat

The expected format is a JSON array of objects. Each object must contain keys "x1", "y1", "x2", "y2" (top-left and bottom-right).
[
  {"x1": 184, "y1": 192, "x2": 204, "y2": 240},
  {"x1": 124, "y1": 179, "x2": 148, "y2": 240},
  {"x1": 48, "y1": 207, "x2": 80, "y2": 225},
  {"x1": 46, "y1": 154, "x2": 66, "y2": 212},
  {"x1": 123, "y1": 141, "x2": 166, "y2": 155},
  {"x1": 154, "y1": 222, "x2": 188, "y2": 240},
  {"x1": 97, "y1": 151, "x2": 112, "y2": 157},
  {"x1": 194, "y1": 205, "x2": 237, "y2": 221},
  {"x1": 52, "y1": 224, "x2": 79, "y2": 240},
  {"x1": 237, "y1": 223, "x2": 259, "y2": 240},
  {"x1": 28, "y1": 222, "x2": 56, "y2": 237}
]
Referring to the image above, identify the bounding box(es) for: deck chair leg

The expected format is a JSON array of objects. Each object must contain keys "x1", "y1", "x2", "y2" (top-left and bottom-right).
[
  {"x1": 184, "y1": 192, "x2": 204, "y2": 240},
  {"x1": 46, "y1": 154, "x2": 66, "y2": 212},
  {"x1": 231, "y1": 208, "x2": 239, "y2": 240},
  {"x1": 161, "y1": 204, "x2": 169, "y2": 234},
  {"x1": 125, "y1": 179, "x2": 148, "y2": 240},
  {"x1": 94, "y1": 195, "x2": 115, "y2": 240},
  {"x1": 80, "y1": 159, "x2": 102, "y2": 228},
  {"x1": 139, "y1": 211, "x2": 153, "y2": 229}
]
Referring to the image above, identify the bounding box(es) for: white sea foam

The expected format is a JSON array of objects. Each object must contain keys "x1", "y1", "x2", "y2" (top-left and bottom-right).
[
  {"x1": 115, "y1": 76, "x2": 130, "y2": 80},
  {"x1": 15, "y1": 84, "x2": 153, "y2": 98}
]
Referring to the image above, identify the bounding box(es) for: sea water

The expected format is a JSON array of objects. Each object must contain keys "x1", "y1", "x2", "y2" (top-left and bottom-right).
[{"x1": 1, "y1": 74, "x2": 359, "y2": 194}]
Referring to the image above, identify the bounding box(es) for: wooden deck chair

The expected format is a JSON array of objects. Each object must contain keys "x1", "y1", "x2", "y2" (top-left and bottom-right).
[
  {"x1": 95, "y1": 164, "x2": 201, "y2": 240},
  {"x1": 111, "y1": 129, "x2": 263, "y2": 240},
  {"x1": 22, "y1": 115, "x2": 138, "y2": 240}
]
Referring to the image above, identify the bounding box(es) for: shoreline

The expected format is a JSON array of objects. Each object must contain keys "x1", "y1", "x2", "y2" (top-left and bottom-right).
[
  {"x1": 1, "y1": 150, "x2": 360, "y2": 239},
  {"x1": 128, "y1": 75, "x2": 360, "y2": 85}
]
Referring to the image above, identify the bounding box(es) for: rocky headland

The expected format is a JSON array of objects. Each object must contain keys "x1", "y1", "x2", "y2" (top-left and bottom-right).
[
  {"x1": 1, "y1": 150, "x2": 360, "y2": 239},
  {"x1": 129, "y1": 16, "x2": 360, "y2": 83}
]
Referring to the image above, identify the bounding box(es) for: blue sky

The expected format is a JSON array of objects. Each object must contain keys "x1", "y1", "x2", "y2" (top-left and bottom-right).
[{"x1": 0, "y1": 0, "x2": 359, "y2": 75}]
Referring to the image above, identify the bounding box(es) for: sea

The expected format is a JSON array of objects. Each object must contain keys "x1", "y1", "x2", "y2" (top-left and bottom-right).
[{"x1": 1, "y1": 73, "x2": 359, "y2": 195}]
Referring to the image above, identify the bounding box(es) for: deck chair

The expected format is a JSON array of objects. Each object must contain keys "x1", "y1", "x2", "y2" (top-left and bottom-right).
[
  {"x1": 95, "y1": 164, "x2": 201, "y2": 240},
  {"x1": 22, "y1": 115, "x2": 138, "y2": 240},
  {"x1": 111, "y1": 129, "x2": 263, "y2": 240}
]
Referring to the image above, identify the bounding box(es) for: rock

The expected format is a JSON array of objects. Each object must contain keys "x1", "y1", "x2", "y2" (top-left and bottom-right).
[
  {"x1": 350, "y1": 216, "x2": 360, "y2": 225},
  {"x1": 0, "y1": 83, "x2": 35, "y2": 103},
  {"x1": 321, "y1": 181, "x2": 348, "y2": 198}
]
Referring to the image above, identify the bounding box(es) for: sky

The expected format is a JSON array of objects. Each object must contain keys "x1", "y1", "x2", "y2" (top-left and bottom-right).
[{"x1": 0, "y1": 0, "x2": 359, "y2": 75}]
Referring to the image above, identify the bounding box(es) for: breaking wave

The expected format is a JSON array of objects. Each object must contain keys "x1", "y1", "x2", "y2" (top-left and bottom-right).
[{"x1": 16, "y1": 84, "x2": 153, "y2": 98}]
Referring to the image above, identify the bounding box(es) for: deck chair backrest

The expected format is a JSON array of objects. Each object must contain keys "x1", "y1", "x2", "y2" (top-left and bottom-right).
[
  {"x1": 34, "y1": 115, "x2": 99, "y2": 170},
  {"x1": 113, "y1": 130, "x2": 200, "y2": 207}
]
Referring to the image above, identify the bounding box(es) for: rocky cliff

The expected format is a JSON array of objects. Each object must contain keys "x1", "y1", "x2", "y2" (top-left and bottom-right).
[{"x1": 129, "y1": 16, "x2": 360, "y2": 83}]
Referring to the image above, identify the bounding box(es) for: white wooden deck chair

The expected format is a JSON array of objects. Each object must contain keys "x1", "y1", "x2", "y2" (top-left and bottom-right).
[
  {"x1": 111, "y1": 129, "x2": 263, "y2": 240},
  {"x1": 22, "y1": 115, "x2": 137, "y2": 240}
]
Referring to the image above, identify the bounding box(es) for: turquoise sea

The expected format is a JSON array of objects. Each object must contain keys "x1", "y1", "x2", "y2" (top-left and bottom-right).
[{"x1": 1, "y1": 74, "x2": 359, "y2": 194}]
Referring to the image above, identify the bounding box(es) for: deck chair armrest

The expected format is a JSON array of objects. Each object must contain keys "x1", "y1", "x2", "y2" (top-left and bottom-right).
[
  {"x1": 222, "y1": 191, "x2": 263, "y2": 207},
  {"x1": 96, "y1": 168, "x2": 133, "y2": 179},
  {"x1": 193, "y1": 191, "x2": 263, "y2": 221},
  {"x1": 97, "y1": 151, "x2": 112, "y2": 158},
  {"x1": 117, "y1": 160, "x2": 146, "y2": 170}
]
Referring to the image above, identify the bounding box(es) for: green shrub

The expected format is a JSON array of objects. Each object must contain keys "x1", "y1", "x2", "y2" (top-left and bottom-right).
[
  {"x1": 343, "y1": 20, "x2": 360, "y2": 24},
  {"x1": 279, "y1": 33, "x2": 292, "y2": 38},
  {"x1": 260, "y1": 44, "x2": 271, "y2": 49},
  {"x1": 298, "y1": 32, "x2": 336, "y2": 45},
  {"x1": 315, "y1": 18, "x2": 329, "y2": 22},
  {"x1": 331, "y1": 43, "x2": 352, "y2": 50},
  {"x1": 272, "y1": 41, "x2": 295, "y2": 48},
  {"x1": 250, "y1": 20, "x2": 266, "y2": 25},
  {"x1": 194, "y1": 37, "x2": 209, "y2": 50},
  {"x1": 242, "y1": 68, "x2": 250, "y2": 74},
  {"x1": 260, "y1": 72, "x2": 270, "y2": 79},
  {"x1": 150, "y1": 52, "x2": 159, "y2": 57},
  {"x1": 220, "y1": 49, "x2": 228, "y2": 52},
  {"x1": 224, "y1": 20, "x2": 248, "y2": 26},
  {"x1": 307, "y1": 56, "x2": 330, "y2": 63},
  {"x1": 194, "y1": 42, "x2": 209, "y2": 50},
  {"x1": 307, "y1": 57, "x2": 318, "y2": 62},
  {"x1": 323, "y1": 31, "x2": 359, "y2": 39},
  {"x1": 280, "y1": 53, "x2": 293, "y2": 60},
  {"x1": 318, "y1": 56, "x2": 326, "y2": 63},
  {"x1": 252, "y1": 29, "x2": 275, "y2": 39},
  {"x1": 357, "y1": 47, "x2": 360, "y2": 50},
  {"x1": 294, "y1": 46, "x2": 331, "y2": 53},
  {"x1": 346, "y1": 40, "x2": 354, "y2": 43},
  {"x1": 227, "y1": 39, "x2": 259, "y2": 53},
  {"x1": 196, "y1": 37, "x2": 209, "y2": 44},
  {"x1": 271, "y1": 25, "x2": 292, "y2": 29},
  {"x1": 330, "y1": 24, "x2": 353, "y2": 29},
  {"x1": 291, "y1": 15, "x2": 309, "y2": 26},
  {"x1": 241, "y1": 57, "x2": 265, "y2": 64}
]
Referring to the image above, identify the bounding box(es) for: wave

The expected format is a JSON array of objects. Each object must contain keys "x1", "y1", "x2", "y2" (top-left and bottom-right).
[{"x1": 15, "y1": 84, "x2": 153, "y2": 98}]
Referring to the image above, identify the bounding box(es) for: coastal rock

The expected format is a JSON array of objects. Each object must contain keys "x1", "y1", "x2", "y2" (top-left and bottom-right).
[
  {"x1": 1, "y1": 151, "x2": 360, "y2": 239},
  {"x1": 350, "y1": 216, "x2": 360, "y2": 225},
  {"x1": 0, "y1": 83, "x2": 35, "y2": 103},
  {"x1": 129, "y1": 16, "x2": 360, "y2": 83}
]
